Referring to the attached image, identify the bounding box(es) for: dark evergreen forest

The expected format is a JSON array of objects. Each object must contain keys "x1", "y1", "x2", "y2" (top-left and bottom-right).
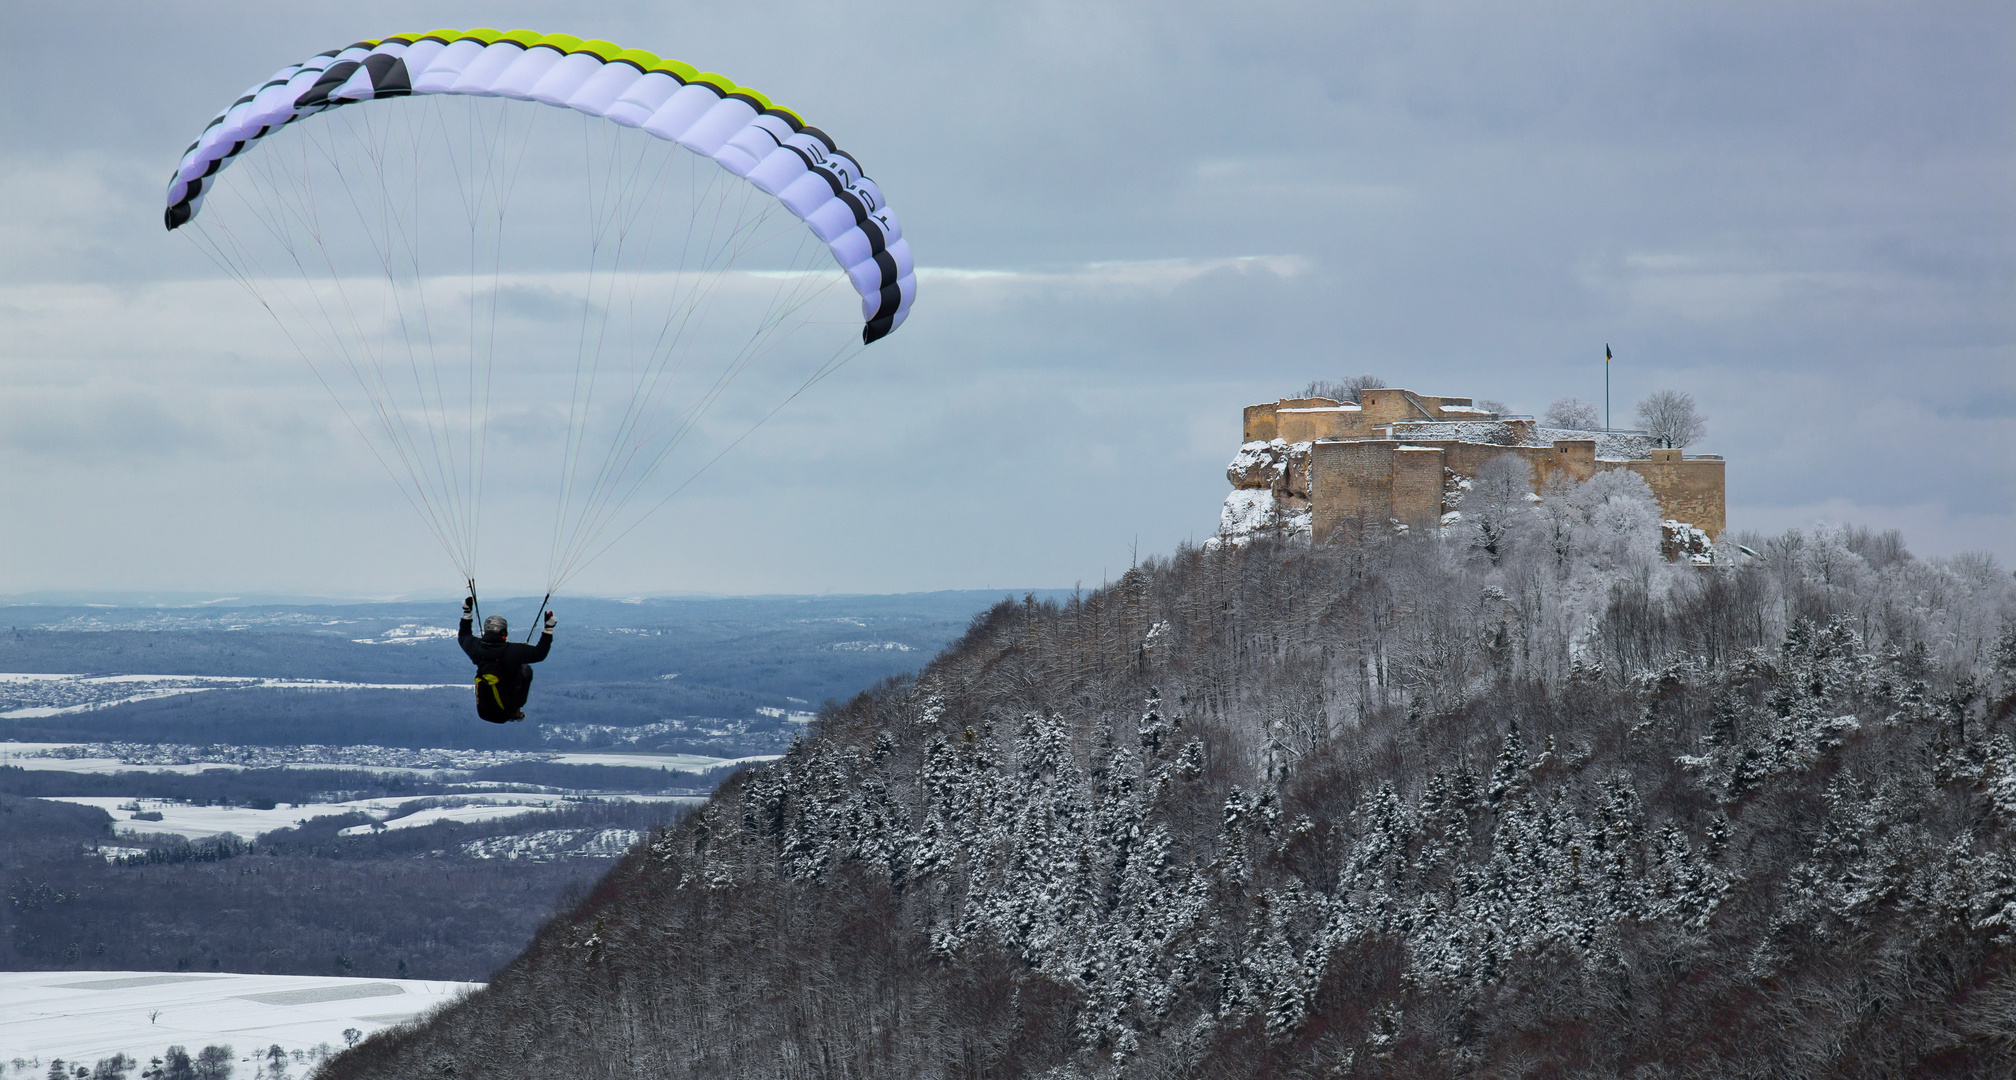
[
  {"x1": 1, "y1": 792, "x2": 699, "y2": 980},
  {"x1": 324, "y1": 489, "x2": 2016, "y2": 1077}
]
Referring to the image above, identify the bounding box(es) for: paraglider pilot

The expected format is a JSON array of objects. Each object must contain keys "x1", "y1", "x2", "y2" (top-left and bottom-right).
[{"x1": 459, "y1": 595, "x2": 554, "y2": 722}]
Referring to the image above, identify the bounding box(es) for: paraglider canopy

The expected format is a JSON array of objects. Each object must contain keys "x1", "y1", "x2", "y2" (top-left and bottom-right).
[
  {"x1": 167, "y1": 29, "x2": 914, "y2": 342},
  {"x1": 166, "y1": 29, "x2": 916, "y2": 600}
]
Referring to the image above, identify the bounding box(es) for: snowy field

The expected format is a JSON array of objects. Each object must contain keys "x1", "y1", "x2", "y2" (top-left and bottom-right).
[
  {"x1": 348, "y1": 623, "x2": 458, "y2": 646},
  {"x1": 0, "y1": 742, "x2": 519, "y2": 776},
  {"x1": 330, "y1": 794, "x2": 699, "y2": 836},
  {"x1": 0, "y1": 970, "x2": 480, "y2": 1067},
  {"x1": 40, "y1": 792, "x2": 702, "y2": 841},
  {"x1": 460, "y1": 826, "x2": 644, "y2": 860},
  {"x1": 0, "y1": 673, "x2": 459, "y2": 719},
  {"x1": 545, "y1": 751, "x2": 779, "y2": 771}
]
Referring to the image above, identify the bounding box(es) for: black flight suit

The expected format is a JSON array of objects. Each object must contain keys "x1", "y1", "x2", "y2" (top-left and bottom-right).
[{"x1": 459, "y1": 616, "x2": 552, "y2": 723}]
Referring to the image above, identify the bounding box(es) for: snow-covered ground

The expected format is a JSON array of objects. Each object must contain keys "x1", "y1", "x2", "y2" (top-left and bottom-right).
[
  {"x1": 349, "y1": 623, "x2": 458, "y2": 646},
  {"x1": 0, "y1": 970, "x2": 480, "y2": 1066},
  {"x1": 40, "y1": 792, "x2": 700, "y2": 842},
  {"x1": 460, "y1": 827, "x2": 644, "y2": 860},
  {"x1": 40, "y1": 795, "x2": 513, "y2": 840},
  {"x1": 545, "y1": 751, "x2": 779, "y2": 771},
  {"x1": 0, "y1": 742, "x2": 481, "y2": 777},
  {"x1": 332, "y1": 794, "x2": 698, "y2": 837},
  {"x1": 825, "y1": 640, "x2": 914, "y2": 652},
  {"x1": 0, "y1": 673, "x2": 459, "y2": 719}
]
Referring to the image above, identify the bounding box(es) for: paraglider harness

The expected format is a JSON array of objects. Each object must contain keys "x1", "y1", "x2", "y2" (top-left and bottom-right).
[
  {"x1": 474, "y1": 671, "x2": 515, "y2": 721},
  {"x1": 461, "y1": 586, "x2": 553, "y2": 723}
]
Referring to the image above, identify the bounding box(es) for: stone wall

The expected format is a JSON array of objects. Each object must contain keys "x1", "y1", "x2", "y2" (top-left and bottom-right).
[
  {"x1": 1394, "y1": 447, "x2": 1446, "y2": 529},
  {"x1": 1244, "y1": 398, "x2": 1350, "y2": 443},
  {"x1": 1304, "y1": 439, "x2": 1726, "y2": 541},
  {"x1": 1245, "y1": 391, "x2": 1488, "y2": 444},
  {"x1": 1439, "y1": 439, "x2": 1594, "y2": 483},
  {"x1": 1616, "y1": 449, "x2": 1726, "y2": 536},
  {"x1": 1307, "y1": 440, "x2": 1398, "y2": 541},
  {"x1": 1275, "y1": 404, "x2": 1368, "y2": 444},
  {"x1": 1357, "y1": 388, "x2": 1485, "y2": 427}
]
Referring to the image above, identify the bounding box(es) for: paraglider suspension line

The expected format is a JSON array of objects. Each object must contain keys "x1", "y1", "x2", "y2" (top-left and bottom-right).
[{"x1": 525, "y1": 591, "x2": 553, "y2": 644}]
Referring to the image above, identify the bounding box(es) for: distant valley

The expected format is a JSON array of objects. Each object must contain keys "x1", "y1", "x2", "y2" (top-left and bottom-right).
[
  {"x1": 0, "y1": 589, "x2": 1059, "y2": 1060},
  {"x1": 0, "y1": 591, "x2": 1069, "y2": 751}
]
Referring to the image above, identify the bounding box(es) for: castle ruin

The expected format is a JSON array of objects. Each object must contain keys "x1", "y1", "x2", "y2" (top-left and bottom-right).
[{"x1": 1217, "y1": 387, "x2": 1725, "y2": 548}]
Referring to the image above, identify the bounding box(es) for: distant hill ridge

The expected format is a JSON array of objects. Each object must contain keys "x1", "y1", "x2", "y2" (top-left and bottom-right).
[
  {"x1": 319, "y1": 529, "x2": 2016, "y2": 1078},
  {"x1": 0, "y1": 593, "x2": 1065, "y2": 751}
]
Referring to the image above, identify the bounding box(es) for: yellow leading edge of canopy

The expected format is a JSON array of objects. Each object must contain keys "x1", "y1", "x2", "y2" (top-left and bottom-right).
[{"x1": 352, "y1": 29, "x2": 803, "y2": 127}]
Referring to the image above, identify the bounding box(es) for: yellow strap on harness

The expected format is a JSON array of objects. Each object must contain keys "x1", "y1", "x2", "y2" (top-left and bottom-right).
[{"x1": 475, "y1": 673, "x2": 508, "y2": 711}]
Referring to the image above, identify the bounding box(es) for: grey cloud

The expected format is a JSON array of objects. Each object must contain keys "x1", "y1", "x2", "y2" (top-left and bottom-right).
[
  {"x1": 0, "y1": 1, "x2": 2008, "y2": 594},
  {"x1": 493, "y1": 284, "x2": 591, "y2": 324},
  {"x1": 0, "y1": 389, "x2": 225, "y2": 464}
]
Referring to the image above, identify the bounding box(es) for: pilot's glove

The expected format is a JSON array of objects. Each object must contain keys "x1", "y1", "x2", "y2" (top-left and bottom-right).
[
  {"x1": 544, "y1": 610, "x2": 558, "y2": 632},
  {"x1": 462, "y1": 596, "x2": 474, "y2": 618}
]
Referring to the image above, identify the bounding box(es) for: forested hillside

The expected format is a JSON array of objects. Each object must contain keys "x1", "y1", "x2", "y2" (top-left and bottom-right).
[{"x1": 322, "y1": 479, "x2": 2016, "y2": 1078}]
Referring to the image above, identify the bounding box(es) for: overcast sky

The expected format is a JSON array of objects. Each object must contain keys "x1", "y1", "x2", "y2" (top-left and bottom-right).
[{"x1": 0, "y1": 1, "x2": 2009, "y2": 599}]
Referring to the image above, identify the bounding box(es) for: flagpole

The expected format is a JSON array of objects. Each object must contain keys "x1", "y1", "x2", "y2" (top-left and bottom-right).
[{"x1": 1604, "y1": 343, "x2": 1612, "y2": 431}]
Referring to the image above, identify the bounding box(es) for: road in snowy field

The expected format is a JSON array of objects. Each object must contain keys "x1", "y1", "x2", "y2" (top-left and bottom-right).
[{"x1": 0, "y1": 970, "x2": 480, "y2": 1065}]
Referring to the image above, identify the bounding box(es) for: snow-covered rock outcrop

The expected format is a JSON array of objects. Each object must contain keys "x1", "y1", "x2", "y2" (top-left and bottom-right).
[
  {"x1": 1209, "y1": 439, "x2": 1312, "y2": 548},
  {"x1": 1662, "y1": 519, "x2": 1716, "y2": 564}
]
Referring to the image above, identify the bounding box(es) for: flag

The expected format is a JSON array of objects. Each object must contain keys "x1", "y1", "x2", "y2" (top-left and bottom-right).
[{"x1": 1605, "y1": 343, "x2": 1612, "y2": 362}]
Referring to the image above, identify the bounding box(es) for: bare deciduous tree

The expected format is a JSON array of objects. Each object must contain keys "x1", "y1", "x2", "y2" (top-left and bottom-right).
[
  {"x1": 1544, "y1": 397, "x2": 1601, "y2": 431},
  {"x1": 1464, "y1": 454, "x2": 1536, "y2": 563},
  {"x1": 1301, "y1": 374, "x2": 1385, "y2": 404},
  {"x1": 1636, "y1": 389, "x2": 1707, "y2": 447},
  {"x1": 191, "y1": 1045, "x2": 232, "y2": 1080}
]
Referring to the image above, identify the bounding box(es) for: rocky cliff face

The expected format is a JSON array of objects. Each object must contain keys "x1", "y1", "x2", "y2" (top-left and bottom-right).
[
  {"x1": 1211, "y1": 438, "x2": 1313, "y2": 547},
  {"x1": 319, "y1": 530, "x2": 2016, "y2": 1080}
]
